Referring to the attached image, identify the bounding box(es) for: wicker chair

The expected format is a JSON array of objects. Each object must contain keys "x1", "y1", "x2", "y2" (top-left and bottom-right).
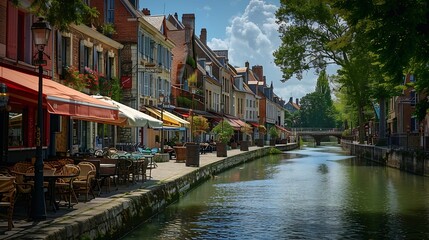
[
  {"x1": 55, "y1": 164, "x2": 80, "y2": 208},
  {"x1": 117, "y1": 158, "x2": 133, "y2": 186},
  {"x1": 9, "y1": 162, "x2": 33, "y2": 215},
  {"x1": 0, "y1": 176, "x2": 16, "y2": 231},
  {"x1": 73, "y1": 162, "x2": 96, "y2": 202}
]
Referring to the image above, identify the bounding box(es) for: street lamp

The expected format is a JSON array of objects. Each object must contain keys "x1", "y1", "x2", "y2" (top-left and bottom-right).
[
  {"x1": 0, "y1": 83, "x2": 9, "y2": 109},
  {"x1": 31, "y1": 17, "x2": 51, "y2": 220},
  {"x1": 159, "y1": 94, "x2": 164, "y2": 153}
]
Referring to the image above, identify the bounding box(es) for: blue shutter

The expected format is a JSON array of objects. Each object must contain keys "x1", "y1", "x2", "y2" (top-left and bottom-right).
[
  {"x1": 79, "y1": 40, "x2": 85, "y2": 73},
  {"x1": 57, "y1": 31, "x2": 63, "y2": 76}
]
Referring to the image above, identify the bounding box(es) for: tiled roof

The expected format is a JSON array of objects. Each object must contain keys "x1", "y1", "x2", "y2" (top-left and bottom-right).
[{"x1": 143, "y1": 15, "x2": 164, "y2": 32}]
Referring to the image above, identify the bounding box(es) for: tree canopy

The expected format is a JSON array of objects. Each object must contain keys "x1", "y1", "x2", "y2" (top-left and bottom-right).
[
  {"x1": 12, "y1": 0, "x2": 98, "y2": 32},
  {"x1": 299, "y1": 70, "x2": 337, "y2": 128}
]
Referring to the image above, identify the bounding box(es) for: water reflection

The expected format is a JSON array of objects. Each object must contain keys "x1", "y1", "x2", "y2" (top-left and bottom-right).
[{"x1": 123, "y1": 146, "x2": 429, "y2": 240}]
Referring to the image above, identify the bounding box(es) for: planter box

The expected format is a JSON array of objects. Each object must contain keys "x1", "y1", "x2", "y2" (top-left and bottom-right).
[
  {"x1": 240, "y1": 141, "x2": 249, "y2": 151},
  {"x1": 216, "y1": 142, "x2": 227, "y2": 157},
  {"x1": 186, "y1": 143, "x2": 200, "y2": 167},
  {"x1": 256, "y1": 139, "x2": 264, "y2": 147},
  {"x1": 173, "y1": 146, "x2": 187, "y2": 162}
]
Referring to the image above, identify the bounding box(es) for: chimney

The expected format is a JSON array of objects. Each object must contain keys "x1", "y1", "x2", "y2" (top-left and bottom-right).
[
  {"x1": 200, "y1": 28, "x2": 207, "y2": 45},
  {"x1": 174, "y1": 12, "x2": 178, "y2": 20},
  {"x1": 245, "y1": 61, "x2": 249, "y2": 69},
  {"x1": 252, "y1": 65, "x2": 264, "y2": 82},
  {"x1": 182, "y1": 14, "x2": 195, "y2": 31},
  {"x1": 289, "y1": 97, "x2": 293, "y2": 103},
  {"x1": 296, "y1": 98, "x2": 299, "y2": 105},
  {"x1": 142, "y1": 8, "x2": 151, "y2": 16}
]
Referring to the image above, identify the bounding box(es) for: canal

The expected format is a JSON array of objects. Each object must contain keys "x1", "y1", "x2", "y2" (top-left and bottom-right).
[{"x1": 122, "y1": 145, "x2": 429, "y2": 239}]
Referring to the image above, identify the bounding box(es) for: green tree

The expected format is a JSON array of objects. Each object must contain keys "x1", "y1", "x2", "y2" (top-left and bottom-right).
[
  {"x1": 333, "y1": 0, "x2": 429, "y2": 142},
  {"x1": 334, "y1": 0, "x2": 429, "y2": 91},
  {"x1": 299, "y1": 70, "x2": 337, "y2": 128},
  {"x1": 12, "y1": 0, "x2": 98, "y2": 32},
  {"x1": 211, "y1": 120, "x2": 234, "y2": 144},
  {"x1": 273, "y1": 0, "x2": 382, "y2": 143}
]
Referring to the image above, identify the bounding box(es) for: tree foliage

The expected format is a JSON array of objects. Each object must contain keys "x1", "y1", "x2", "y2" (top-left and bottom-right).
[
  {"x1": 211, "y1": 120, "x2": 234, "y2": 144},
  {"x1": 188, "y1": 115, "x2": 209, "y2": 141},
  {"x1": 333, "y1": 0, "x2": 429, "y2": 91},
  {"x1": 12, "y1": 0, "x2": 99, "y2": 32},
  {"x1": 273, "y1": 0, "x2": 405, "y2": 143},
  {"x1": 274, "y1": 0, "x2": 351, "y2": 81},
  {"x1": 298, "y1": 71, "x2": 335, "y2": 128}
]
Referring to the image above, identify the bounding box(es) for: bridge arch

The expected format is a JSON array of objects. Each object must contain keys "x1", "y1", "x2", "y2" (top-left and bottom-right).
[{"x1": 293, "y1": 128, "x2": 343, "y2": 146}]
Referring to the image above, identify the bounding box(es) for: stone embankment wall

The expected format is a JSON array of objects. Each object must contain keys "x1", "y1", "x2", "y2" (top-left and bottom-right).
[
  {"x1": 52, "y1": 144, "x2": 298, "y2": 240},
  {"x1": 341, "y1": 140, "x2": 429, "y2": 176}
]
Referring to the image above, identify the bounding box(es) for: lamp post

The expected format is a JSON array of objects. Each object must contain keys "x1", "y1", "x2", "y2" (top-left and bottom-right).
[
  {"x1": 0, "y1": 83, "x2": 9, "y2": 109},
  {"x1": 159, "y1": 94, "x2": 164, "y2": 153},
  {"x1": 31, "y1": 17, "x2": 51, "y2": 220}
]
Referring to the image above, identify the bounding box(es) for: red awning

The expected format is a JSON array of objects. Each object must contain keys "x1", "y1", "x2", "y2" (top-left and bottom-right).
[
  {"x1": 224, "y1": 117, "x2": 241, "y2": 130},
  {"x1": 276, "y1": 125, "x2": 291, "y2": 134},
  {"x1": 248, "y1": 122, "x2": 259, "y2": 128},
  {"x1": 0, "y1": 66, "x2": 119, "y2": 124}
]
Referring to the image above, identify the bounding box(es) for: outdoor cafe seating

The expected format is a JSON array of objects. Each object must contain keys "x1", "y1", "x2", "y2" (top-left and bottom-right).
[{"x1": 0, "y1": 176, "x2": 16, "y2": 231}]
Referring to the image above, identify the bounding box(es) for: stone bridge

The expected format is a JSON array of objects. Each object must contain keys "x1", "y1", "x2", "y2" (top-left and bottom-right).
[{"x1": 292, "y1": 128, "x2": 343, "y2": 146}]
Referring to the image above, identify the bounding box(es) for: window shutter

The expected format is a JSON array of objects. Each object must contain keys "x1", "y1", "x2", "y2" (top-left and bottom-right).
[
  {"x1": 106, "y1": 55, "x2": 111, "y2": 80},
  {"x1": 57, "y1": 31, "x2": 63, "y2": 76},
  {"x1": 93, "y1": 47, "x2": 98, "y2": 71},
  {"x1": 6, "y1": 6, "x2": 18, "y2": 60},
  {"x1": 79, "y1": 40, "x2": 85, "y2": 73}
]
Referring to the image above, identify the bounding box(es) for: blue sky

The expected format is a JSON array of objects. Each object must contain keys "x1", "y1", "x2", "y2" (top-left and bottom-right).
[{"x1": 141, "y1": 0, "x2": 319, "y2": 101}]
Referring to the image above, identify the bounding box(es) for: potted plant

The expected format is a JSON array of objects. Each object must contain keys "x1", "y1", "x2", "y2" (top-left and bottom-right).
[
  {"x1": 98, "y1": 23, "x2": 116, "y2": 37},
  {"x1": 188, "y1": 115, "x2": 209, "y2": 143},
  {"x1": 256, "y1": 125, "x2": 266, "y2": 147},
  {"x1": 185, "y1": 115, "x2": 209, "y2": 167},
  {"x1": 211, "y1": 120, "x2": 234, "y2": 157},
  {"x1": 269, "y1": 126, "x2": 279, "y2": 146},
  {"x1": 240, "y1": 124, "x2": 253, "y2": 151}
]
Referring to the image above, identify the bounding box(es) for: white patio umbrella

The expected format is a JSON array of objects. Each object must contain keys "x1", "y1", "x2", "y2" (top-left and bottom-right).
[{"x1": 91, "y1": 95, "x2": 162, "y2": 128}]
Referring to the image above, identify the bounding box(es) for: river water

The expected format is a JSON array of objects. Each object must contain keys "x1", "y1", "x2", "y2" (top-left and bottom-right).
[{"x1": 122, "y1": 146, "x2": 429, "y2": 239}]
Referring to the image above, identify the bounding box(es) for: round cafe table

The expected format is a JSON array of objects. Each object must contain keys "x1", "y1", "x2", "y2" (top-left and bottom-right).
[{"x1": 25, "y1": 170, "x2": 79, "y2": 212}]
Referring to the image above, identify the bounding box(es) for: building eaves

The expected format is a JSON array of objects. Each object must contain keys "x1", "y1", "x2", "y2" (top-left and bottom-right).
[
  {"x1": 195, "y1": 37, "x2": 223, "y2": 68},
  {"x1": 71, "y1": 24, "x2": 123, "y2": 49}
]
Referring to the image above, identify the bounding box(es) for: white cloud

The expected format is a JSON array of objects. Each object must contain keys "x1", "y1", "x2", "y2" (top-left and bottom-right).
[
  {"x1": 203, "y1": 5, "x2": 211, "y2": 11},
  {"x1": 207, "y1": 0, "x2": 316, "y2": 100}
]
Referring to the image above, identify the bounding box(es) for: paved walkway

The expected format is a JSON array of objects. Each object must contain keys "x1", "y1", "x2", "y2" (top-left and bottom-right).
[{"x1": 0, "y1": 146, "x2": 267, "y2": 239}]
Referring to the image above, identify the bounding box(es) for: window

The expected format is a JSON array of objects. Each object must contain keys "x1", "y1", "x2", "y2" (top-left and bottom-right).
[
  {"x1": 80, "y1": 40, "x2": 93, "y2": 72},
  {"x1": 106, "y1": 0, "x2": 115, "y2": 23},
  {"x1": 143, "y1": 73, "x2": 150, "y2": 96},
  {"x1": 105, "y1": 53, "x2": 113, "y2": 80},
  {"x1": 144, "y1": 36, "x2": 152, "y2": 60},
  {"x1": 157, "y1": 77, "x2": 163, "y2": 98},
  {"x1": 8, "y1": 111, "x2": 23, "y2": 147},
  {"x1": 410, "y1": 91, "x2": 416, "y2": 106},
  {"x1": 138, "y1": 33, "x2": 144, "y2": 55},
  {"x1": 57, "y1": 33, "x2": 71, "y2": 76},
  {"x1": 95, "y1": 51, "x2": 103, "y2": 73},
  {"x1": 61, "y1": 36, "x2": 71, "y2": 68},
  {"x1": 17, "y1": 11, "x2": 25, "y2": 62}
]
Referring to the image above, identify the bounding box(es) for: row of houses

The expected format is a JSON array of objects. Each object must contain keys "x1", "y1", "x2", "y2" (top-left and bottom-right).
[{"x1": 0, "y1": 0, "x2": 295, "y2": 163}]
